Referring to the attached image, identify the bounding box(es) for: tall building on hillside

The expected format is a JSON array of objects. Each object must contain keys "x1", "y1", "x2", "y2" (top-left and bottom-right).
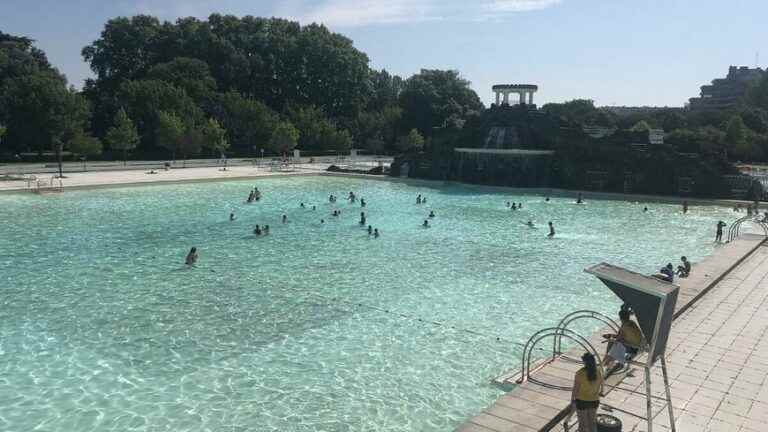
[{"x1": 688, "y1": 66, "x2": 765, "y2": 111}]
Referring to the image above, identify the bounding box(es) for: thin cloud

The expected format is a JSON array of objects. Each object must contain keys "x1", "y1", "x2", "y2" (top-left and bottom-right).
[{"x1": 292, "y1": 0, "x2": 563, "y2": 27}]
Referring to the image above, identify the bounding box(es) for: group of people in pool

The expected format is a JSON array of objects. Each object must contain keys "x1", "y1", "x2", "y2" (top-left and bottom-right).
[{"x1": 246, "y1": 187, "x2": 261, "y2": 203}]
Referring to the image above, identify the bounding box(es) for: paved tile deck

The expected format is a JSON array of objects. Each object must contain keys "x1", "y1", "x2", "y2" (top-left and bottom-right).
[{"x1": 458, "y1": 235, "x2": 767, "y2": 432}]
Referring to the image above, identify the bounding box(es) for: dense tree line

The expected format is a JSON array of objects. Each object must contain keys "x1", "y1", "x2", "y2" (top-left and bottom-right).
[
  {"x1": 0, "y1": 15, "x2": 484, "y2": 164},
  {"x1": 541, "y1": 77, "x2": 768, "y2": 163}
]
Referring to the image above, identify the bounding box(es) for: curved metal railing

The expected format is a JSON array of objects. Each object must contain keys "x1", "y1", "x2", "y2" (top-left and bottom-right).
[
  {"x1": 516, "y1": 327, "x2": 603, "y2": 390},
  {"x1": 727, "y1": 215, "x2": 768, "y2": 242},
  {"x1": 553, "y1": 310, "x2": 620, "y2": 359}
]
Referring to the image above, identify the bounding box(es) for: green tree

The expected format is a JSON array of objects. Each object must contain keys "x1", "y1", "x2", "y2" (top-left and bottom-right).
[
  {"x1": 201, "y1": 118, "x2": 229, "y2": 156},
  {"x1": 399, "y1": 69, "x2": 483, "y2": 136},
  {"x1": 322, "y1": 128, "x2": 353, "y2": 154},
  {"x1": 726, "y1": 115, "x2": 749, "y2": 159},
  {"x1": 147, "y1": 57, "x2": 217, "y2": 102},
  {"x1": 630, "y1": 120, "x2": 651, "y2": 132},
  {"x1": 179, "y1": 125, "x2": 204, "y2": 165},
  {"x1": 396, "y1": 128, "x2": 425, "y2": 152},
  {"x1": 155, "y1": 111, "x2": 185, "y2": 161},
  {"x1": 105, "y1": 109, "x2": 139, "y2": 165},
  {"x1": 68, "y1": 133, "x2": 102, "y2": 170},
  {"x1": 118, "y1": 79, "x2": 203, "y2": 151},
  {"x1": 748, "y1": 74, "x2": 768, "y2": 110},
  {"x1": 269, "y1": 121, "x2": 299, "y2": 155},
  {"x1": 213, "y1": 91, "x2": 277, "y2": 155}
]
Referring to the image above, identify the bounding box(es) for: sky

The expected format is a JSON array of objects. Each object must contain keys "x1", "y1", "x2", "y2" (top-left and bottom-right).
[{"x1": 1, "y1": 0, "x2": 766, "y2": 107}]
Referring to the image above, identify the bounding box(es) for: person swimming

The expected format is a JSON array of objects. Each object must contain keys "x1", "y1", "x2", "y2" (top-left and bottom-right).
[
  {"x1": 526, "y1": 220, "x2": 534, "y2": 228},
  {"x1": 576, "y1": 193, "x2": 583, "y2": 204},
  {"x1": 321, "y1": 219, "x2": 325, "y2": 224},
  {"x1": 329, "y1": 194, "x2": 335, "y2": 203},
  {"x1": 360, "y1": 198, "x2": 366, "y2": 207},
  {"x1": 545, "y1": 197, "x2": 550, "y2": 202},
  {"x1": 682, "y1": 200, "x2": 688, "y2": 214},
  {"x1": 506, "y1": 202, "x2": 511, "y2": 207},
  {"x1": 253, "y1": 188, "x2": 261, "y2": 201},
  {"x1": 254, "y1": 225, "x2": 262, "y2": 235},
  {"x1": 359, "y1": 212, "x2": 366, "y2": 225},
  {"x1": 518, "y1": 202, "x2": 523, "y2": 209},
  {"x1": 230, "y1": 212, "x2": 235, "y2": 221},
  {"x1": 423, "y1": 220, "x2": 430, "y2": 228},
  {"x1": 416, "y1": 194, "x2": 422, "y2": 204},
  {"x1": 247, "y1": 189, "x2": 255, "y2": 203},
  {"x1": 422, "y1": 197, "x2": 427, "y2": 204},
  {"x1": 300, "y1": 202, "x2": 305, "y2": 208},
  {"x1": 643, "y1": 207, "x2": 648, "y2": 212},
  {"x1": 547, "y1": 221, "x2": 555, "y2": 238},
  {"x1": 367, "y1": 225, "x2": 373, "y2": 235},
  {"x1": 348, "y1": 191, "x2": 356, "y2": 202},
  {"x1": 282, "y1": 214, "x2": 287, "y2": 223},
  {"x1": 374, "y1": 228, "x2": 380, "y2": 238},
  {"x1": 429, "y1": 211, "x2": 435, "y2": 218},
  {"x1": 185, "y1": 247, "x2": 198, "y2": 266},
  {"x1": 312, "y1": 206, "x2": 316, "y2": 211},
  {"x1": 263, "y1": 225, "x2": 270, "y2": 235},
  {"x1": 511, "y1": 203, "x2": 517, "y2": 210}
]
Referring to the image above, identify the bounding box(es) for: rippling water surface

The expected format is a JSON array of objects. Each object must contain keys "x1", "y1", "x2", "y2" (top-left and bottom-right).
[{"x1": 0, "y1": 176, "x2": 735, "y2": 431}]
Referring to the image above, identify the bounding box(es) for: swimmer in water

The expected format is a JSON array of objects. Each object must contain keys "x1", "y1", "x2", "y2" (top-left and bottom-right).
[
  {"x1": 230, "y1": 212, "x2": 235, "y2": 221},
  {"x1": 282, "y1": 214, "x2": 287, "y2": 223},
  {"x1": 682, "y1": 200, "x2": 688, "y2": 214},
  {"x1": 264, "y1": 225, "x2": 270, "y2": 235},
  {"x1": 526, "y1": 220, "x2": 534, "y2": 228},
  {"x1": 547, "y1": 221, "x2": 555, "y2": 238},
  {"x1": 359, "y1": 212, "x2": 366, "y2": 225},
  {"x1": 416, "y1": 194, "x2": 422, "y2": 204},
  {"x1": 511, "y1": 203, "x2": 517, "y2": 210},
  {"x1": 423, "y1": 220, "x2": 430, "y2": 228},
  {"x1": 254, "y1": 188, "x2": 261, "y2": 201},
  {"x1": 576, "y1": 193, "x2": 583, "y2": 204},
  {"x1": 300, "y1": 202, "x2": 305, "y2": 208},
  {"x1": 423, "y1": 197, "x2": 427, "y2": 204},
  {"x1": 254, "y1": 225, "x2": 262, "y2": 235},
  {"x1": 429, "y1": 211, "x2": 435, "y2": 218},
  {"x1": 374, "y1": 228, "x2": 380, "y2": 238},
  {"x1": 506, "y1": 202, "x2": 511, "y2": 207},
  {"x1": 360, "y1": 198, "x2": 366, "y2": 207},
  {"x1": 643, "y1": 207, "x2": 648, "y2": 212},
  {"x1": 518, "y1": 202, "x2": 522, "y2": 209},
  {"x1": 321, "y1": 219, "x2": 325, "y2": 224},
  {"x1": 368, "y1": 225, "x2": 373, "y2": 235},
  {"x1": 545, "y1": 196, "x2": 550, "y2": 202},
  {"x1": 312, "y1": 206, "x2": 316, "y2": 211},
  {"x1": 185, "y1": 247, "x2": 198, "y2": 266}
]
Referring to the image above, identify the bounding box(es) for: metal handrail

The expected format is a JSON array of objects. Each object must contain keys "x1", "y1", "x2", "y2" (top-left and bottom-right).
[
  {"x1": 727, "y1": 215, "x2": 768, "y2": 242},
  {"x1": 553, "y1": 310, "x2": 620, "y2": 357},
  {"x1": 517, "y1": 327, "x2": 603, "y2": 386}
]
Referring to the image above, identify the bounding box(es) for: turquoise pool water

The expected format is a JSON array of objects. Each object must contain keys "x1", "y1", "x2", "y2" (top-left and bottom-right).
[{"x1": 0, "y1": 176, "x2": 735, "y2": 431}]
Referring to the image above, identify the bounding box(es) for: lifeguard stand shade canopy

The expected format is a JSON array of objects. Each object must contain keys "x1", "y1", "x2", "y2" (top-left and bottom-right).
[{"x1": 585, "y1": 263, "x2": 679, "y2": 364}]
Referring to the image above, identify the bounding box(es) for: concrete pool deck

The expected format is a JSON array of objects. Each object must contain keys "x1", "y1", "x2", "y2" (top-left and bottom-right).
[
  {"x1": 457, "y1": 234, "x2": 768, "y2": 432},
  {"x1": 0, "y1": 163, "x2": 332, "y2": 193}
]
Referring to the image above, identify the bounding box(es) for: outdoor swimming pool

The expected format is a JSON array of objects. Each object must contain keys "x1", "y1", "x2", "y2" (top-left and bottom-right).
[{"x1": 0, "y1": 175, "x2": 735, "y2": 431}]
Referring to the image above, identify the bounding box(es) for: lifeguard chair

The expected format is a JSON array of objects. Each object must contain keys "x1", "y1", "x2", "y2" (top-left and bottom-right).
[{"x1": 500, "y1": 263, "x2": 679, "y2": 432}]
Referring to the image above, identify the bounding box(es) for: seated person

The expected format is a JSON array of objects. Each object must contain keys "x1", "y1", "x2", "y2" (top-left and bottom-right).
[
  {"x1": 653, "y1": 263, "x2": 674, "y2": 283},
  {"x1": 676, "y1": 256, "x2": 691, "y2": 277},
  {"x1": 603, "y1": 309, "x2": 643, "y2": 372}
]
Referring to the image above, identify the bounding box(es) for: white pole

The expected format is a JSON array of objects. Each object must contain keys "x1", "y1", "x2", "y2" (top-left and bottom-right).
[
  {"x1": 661, "y1": 357, "x2": 676, "y2": 431},
  {"x1": 645, "y1": 365, "x2": 653, "y2": 432}
]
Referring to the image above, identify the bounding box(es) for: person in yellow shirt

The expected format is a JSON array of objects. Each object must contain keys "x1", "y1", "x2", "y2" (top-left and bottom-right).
[
  {"x1": 572, "y1": 352, "x2": 603, "y2": 431},
  {"x1": 603, "y1": 308, "x2": 643, "y2": 372}
]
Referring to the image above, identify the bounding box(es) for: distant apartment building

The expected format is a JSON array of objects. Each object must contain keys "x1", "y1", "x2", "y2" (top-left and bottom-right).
[{"x1": 688, "y1": 66, "x2": 765, "y2": 111}]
